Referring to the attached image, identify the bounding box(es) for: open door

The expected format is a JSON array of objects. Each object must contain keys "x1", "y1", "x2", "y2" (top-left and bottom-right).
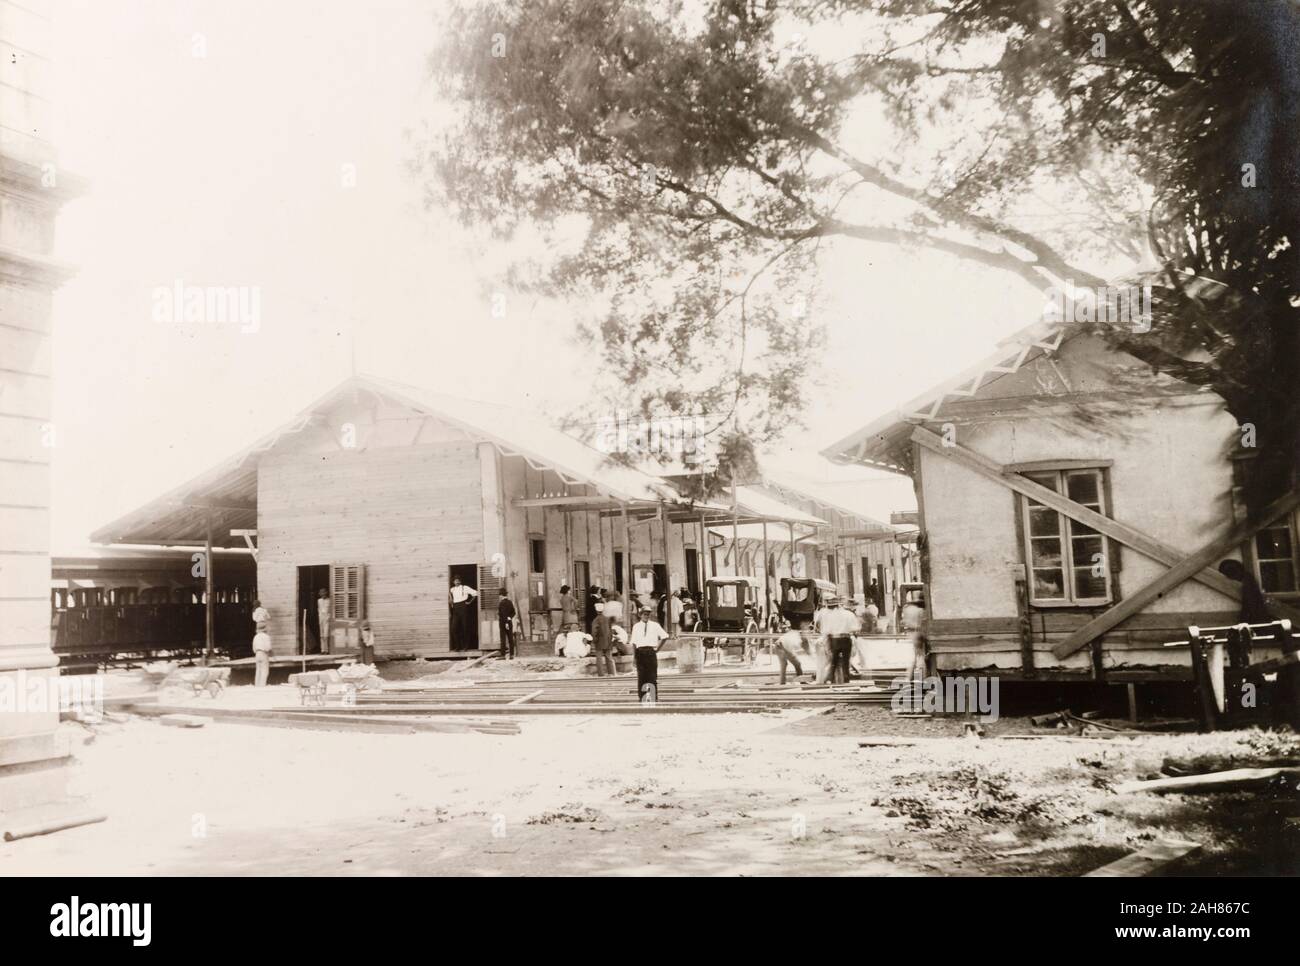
[{"x1": 297, "y1": 564, "x2": 330, "y2": 654}]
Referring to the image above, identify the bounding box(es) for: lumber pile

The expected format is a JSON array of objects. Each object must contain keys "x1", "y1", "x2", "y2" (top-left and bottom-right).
[{"x1": 336, "y1": 667, "x2": 908, "y2": 716}]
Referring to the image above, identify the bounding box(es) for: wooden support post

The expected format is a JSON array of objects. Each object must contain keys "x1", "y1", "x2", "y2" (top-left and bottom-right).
[
  {"x1": 203, "y1": 514, "x2": 215, "y2": 666},
  {"x1": 1127, "y1": 683, "x2": 1138, "y2": 724},
  {"x1": 622, "y1": 502, "x2": 632, "y2": 599},
  {"x1": 789, "y1": 522, "x2": 796, "y2": 577},
  {"x1": 731, "y1": 477, "x2": 739, "y2": 573},
  {"x1": 658, "y1": 503, "x2": 670, "y2": 593},
  {"x1": 699, "y1": 510, "x2": 709, "y2": 622},
  {"x1": 761, "y1": 520, "x2": 769, "y2": 625}
]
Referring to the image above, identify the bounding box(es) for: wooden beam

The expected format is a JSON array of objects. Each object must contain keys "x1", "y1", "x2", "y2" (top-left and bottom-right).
[
  {"x1": 912, "y1": 427, "x2": 1300, "y2": 622},
  {"x1": 1052, "y1": 485, "x2": 1300, "y2": 658},
  {"x1": 1115, "y1": 767, "x2": 1300, "y2": 795},
  {"x1": 203, "y1": 513, "x2": 215, "y2": 665},
  {"x1": 1084, "y1": 839, "x2": 1201, "y2": 877},
  {"x1": 514, "y1": 495, "x2": 618, "y2": 508}
]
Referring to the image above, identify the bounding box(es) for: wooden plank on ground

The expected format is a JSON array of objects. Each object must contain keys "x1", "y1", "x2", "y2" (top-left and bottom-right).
[
  {"x1": 1084, "y1": 839, "x2": 1201, "y2": 877},
  {"x1": 1115, "y1": 767, "x2": 1300, "y2": 795}
]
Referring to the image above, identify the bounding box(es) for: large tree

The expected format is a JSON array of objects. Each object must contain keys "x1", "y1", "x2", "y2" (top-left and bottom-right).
[{"x1": 420, "y1": 0, "x2": 1299, "y2": 511}]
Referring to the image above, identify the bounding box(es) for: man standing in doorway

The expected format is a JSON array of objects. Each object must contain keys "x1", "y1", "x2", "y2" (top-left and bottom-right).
[
  {"x1": 316, "y1": 589, "x2": 331, "y2": 654},
  {"x1": 449, "y1": 575, "x2": 478, "y2": 650},
  {"x1": 497, "y1": 589, "x2": 517, "y2": 660},
  {"x1": 628, "y1": 603, "x2": 669, "y2": 704}
]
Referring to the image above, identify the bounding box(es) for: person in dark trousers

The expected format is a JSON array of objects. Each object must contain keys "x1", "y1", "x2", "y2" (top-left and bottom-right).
[
  {"x1": 591, "y1": 605, "x2": 618, "y2": 677},
  {"x1": 817, "y1": 594, "x2": 860, "y2": 685},
  {"x1": 497, "y1": 589, "x2": 517, "y2": 660},
  {"x1": 628, "y1": 603, "x2": 669, "y2": 704},
  {"x1": 448, "y1": 576, "x2": 478, "y2": 649}
]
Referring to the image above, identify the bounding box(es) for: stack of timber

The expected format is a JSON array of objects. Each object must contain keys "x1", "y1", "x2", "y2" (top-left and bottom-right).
[
  {"x1": 123, "y1": 700, "x2": 520, "y2": 735},
  {"x1": 280, "y1": 667, "x2": 909, "y2": 716}
]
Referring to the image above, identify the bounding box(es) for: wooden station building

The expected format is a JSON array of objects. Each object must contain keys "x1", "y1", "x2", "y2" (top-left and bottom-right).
[
  {"x1": 823, "y1": 319, "x2": 1300, "y2": 681},
  {"x1": 92, "y1": 376, "x2": 826, "y2": 658}
]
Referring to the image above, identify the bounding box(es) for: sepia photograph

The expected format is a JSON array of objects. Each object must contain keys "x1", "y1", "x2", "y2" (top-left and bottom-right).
[{"x1": 0, "y1": 0, "x2": 1297, "y2": 930}]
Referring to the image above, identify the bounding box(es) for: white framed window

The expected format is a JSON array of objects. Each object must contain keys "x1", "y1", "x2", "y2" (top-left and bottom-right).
[
  {"x1": 1020, "y1": 468, "x2": 1112, "y2": 606},
  {"x1": 1254, "y1": 515, "x2": 1299, "y2": 594}
]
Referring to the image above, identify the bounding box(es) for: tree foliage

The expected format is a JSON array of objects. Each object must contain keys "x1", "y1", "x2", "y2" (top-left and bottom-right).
[{"x1": 421, "y1": 0, "x2": 1299, "y2": 510}]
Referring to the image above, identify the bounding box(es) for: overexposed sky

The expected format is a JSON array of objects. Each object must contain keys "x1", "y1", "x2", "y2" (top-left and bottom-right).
[{"x1": 47, "y1": 0, "x2": 1051, "y2": 549}]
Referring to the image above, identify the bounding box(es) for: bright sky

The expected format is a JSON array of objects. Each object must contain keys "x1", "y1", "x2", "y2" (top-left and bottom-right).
[{"x1": 47, "y1": 0, "x2": 1049, "y2": 550}]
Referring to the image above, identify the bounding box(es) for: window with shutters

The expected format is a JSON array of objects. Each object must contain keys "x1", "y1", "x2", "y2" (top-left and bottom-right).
[
  {"x1": 1019, "y1": 468, "x2": 1112, "y2": 606},
  {"x1": 330, "y1": 564, "x2": 365, "y2": 620}
]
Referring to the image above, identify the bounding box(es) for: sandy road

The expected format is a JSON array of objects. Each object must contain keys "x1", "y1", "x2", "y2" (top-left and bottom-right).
[{"x1": 3, "y1": 695, "x2": 1297, "y2": 876}]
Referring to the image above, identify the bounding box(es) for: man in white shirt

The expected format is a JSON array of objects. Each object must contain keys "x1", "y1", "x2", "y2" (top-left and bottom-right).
[
  {"x1": 448, "y1": 576, "x2": 479, "y2": 650},
  {"x1": 252, "y1": 623, "x2": 272, "y2": 687},
  {"x1": 628, "y1": 604, "x2": 669, "y2": 704},
  {"x1": 817, "y1": 595, "x2": 861, "y2": 684}
]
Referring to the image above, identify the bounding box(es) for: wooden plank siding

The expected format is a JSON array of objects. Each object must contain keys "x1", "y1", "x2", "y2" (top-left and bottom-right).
[{"x1": 257, "y1": 442, "x2": 484, "y2": 657}]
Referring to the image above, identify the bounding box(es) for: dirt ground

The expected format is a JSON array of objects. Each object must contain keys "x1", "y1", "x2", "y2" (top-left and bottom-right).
[{"x1": 3, "y1": 688, "x2": 1298, "y2": 876}]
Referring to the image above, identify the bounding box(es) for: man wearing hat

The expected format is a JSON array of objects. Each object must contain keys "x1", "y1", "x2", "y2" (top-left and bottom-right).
[
  {"x1": 252, "y1": 621, "x2": 272, "y2": 687},
  {"x1": 816, "y1": 594, "x2": 860, "y2": 685},
  {"x1": 628, "y1": 602, "x2": 670, "y2": 704}
]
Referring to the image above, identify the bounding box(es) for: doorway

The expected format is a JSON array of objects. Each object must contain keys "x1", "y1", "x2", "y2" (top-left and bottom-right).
[
  {"x1": 684, "y1": 548, "x2": 700, "y2": 598},
  {"x1": 448, "y1": 563, "x2": 479, "y2": 650},
  {"x1": 297, "y1": 564, "x2": 330, "y2": 654}
]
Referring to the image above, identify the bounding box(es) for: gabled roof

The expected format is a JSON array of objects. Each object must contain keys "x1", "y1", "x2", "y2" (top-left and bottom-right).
[
  {"x1": 91, "y1": 375, "x2": 822, "y2": 547},
  {"x1": 820, "y1": 318, "x2": 1071, "y2": 473}
]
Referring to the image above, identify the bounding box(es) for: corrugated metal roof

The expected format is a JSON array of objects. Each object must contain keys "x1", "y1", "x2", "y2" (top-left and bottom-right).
[{"x1": 91, "y1": 375, "x2": 825, "y2": 545}]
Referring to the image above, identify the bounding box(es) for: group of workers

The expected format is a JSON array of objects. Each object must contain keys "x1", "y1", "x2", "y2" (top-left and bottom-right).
[
  {"x1": 245, "y1": 593, "x2": 377, "y2": 689},
  {"x1": 769, "y1": 591, "x2": 926, "y2": 685}
]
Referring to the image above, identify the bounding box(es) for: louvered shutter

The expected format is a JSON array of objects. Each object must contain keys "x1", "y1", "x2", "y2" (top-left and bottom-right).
[
  {"x1": 477, "y1": 564, "x2": 501, "y2": 614},
  {"x1": 330, "y1": 564, "x2": 365, "y2": 619}
]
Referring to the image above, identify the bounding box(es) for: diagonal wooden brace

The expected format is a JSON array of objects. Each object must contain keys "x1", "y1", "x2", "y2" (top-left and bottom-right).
[{"x1": 910, "y1": 427, "x2": 1300, "y2": 657}]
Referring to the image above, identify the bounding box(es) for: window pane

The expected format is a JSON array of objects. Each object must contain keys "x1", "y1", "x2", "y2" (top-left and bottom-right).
[
  {"x1": 1024, "y1": 472, "x2": 1059, "y2": 491},
  {"x1": 1065, "y1": 471, "x2": 1100, "y2": 506},
  {"x1": 1032, "y1": 569, "x2": 1066, "y2": 599},
  {"x1": 1255, "y1": 526, "x2": 1293, "y2": 561},
  {"x1": 1259, "y1": 560, "x2": 1297, "y2": 594},
  {"x1": 1030, "y1": 538, "x2": 1063, "y2": 568},
  {"x1": 1073, "y1": 568, "x2": 1108, "y2": 599},
  {"x1": 1028, "y1": 505, "x2": 1060, "y2": 537},
  {"x1": 1071, "y1": 535, "x2": 1104, "y2": 568}
]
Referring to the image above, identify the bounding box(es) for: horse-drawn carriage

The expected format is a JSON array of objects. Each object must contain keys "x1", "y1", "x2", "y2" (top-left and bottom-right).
[
  {"x1": 693, "y1": 576, "x2": 776, "y2": 665},
  {"x1": 778, "y1": 577, "x2": 838, "y2": 630}
]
